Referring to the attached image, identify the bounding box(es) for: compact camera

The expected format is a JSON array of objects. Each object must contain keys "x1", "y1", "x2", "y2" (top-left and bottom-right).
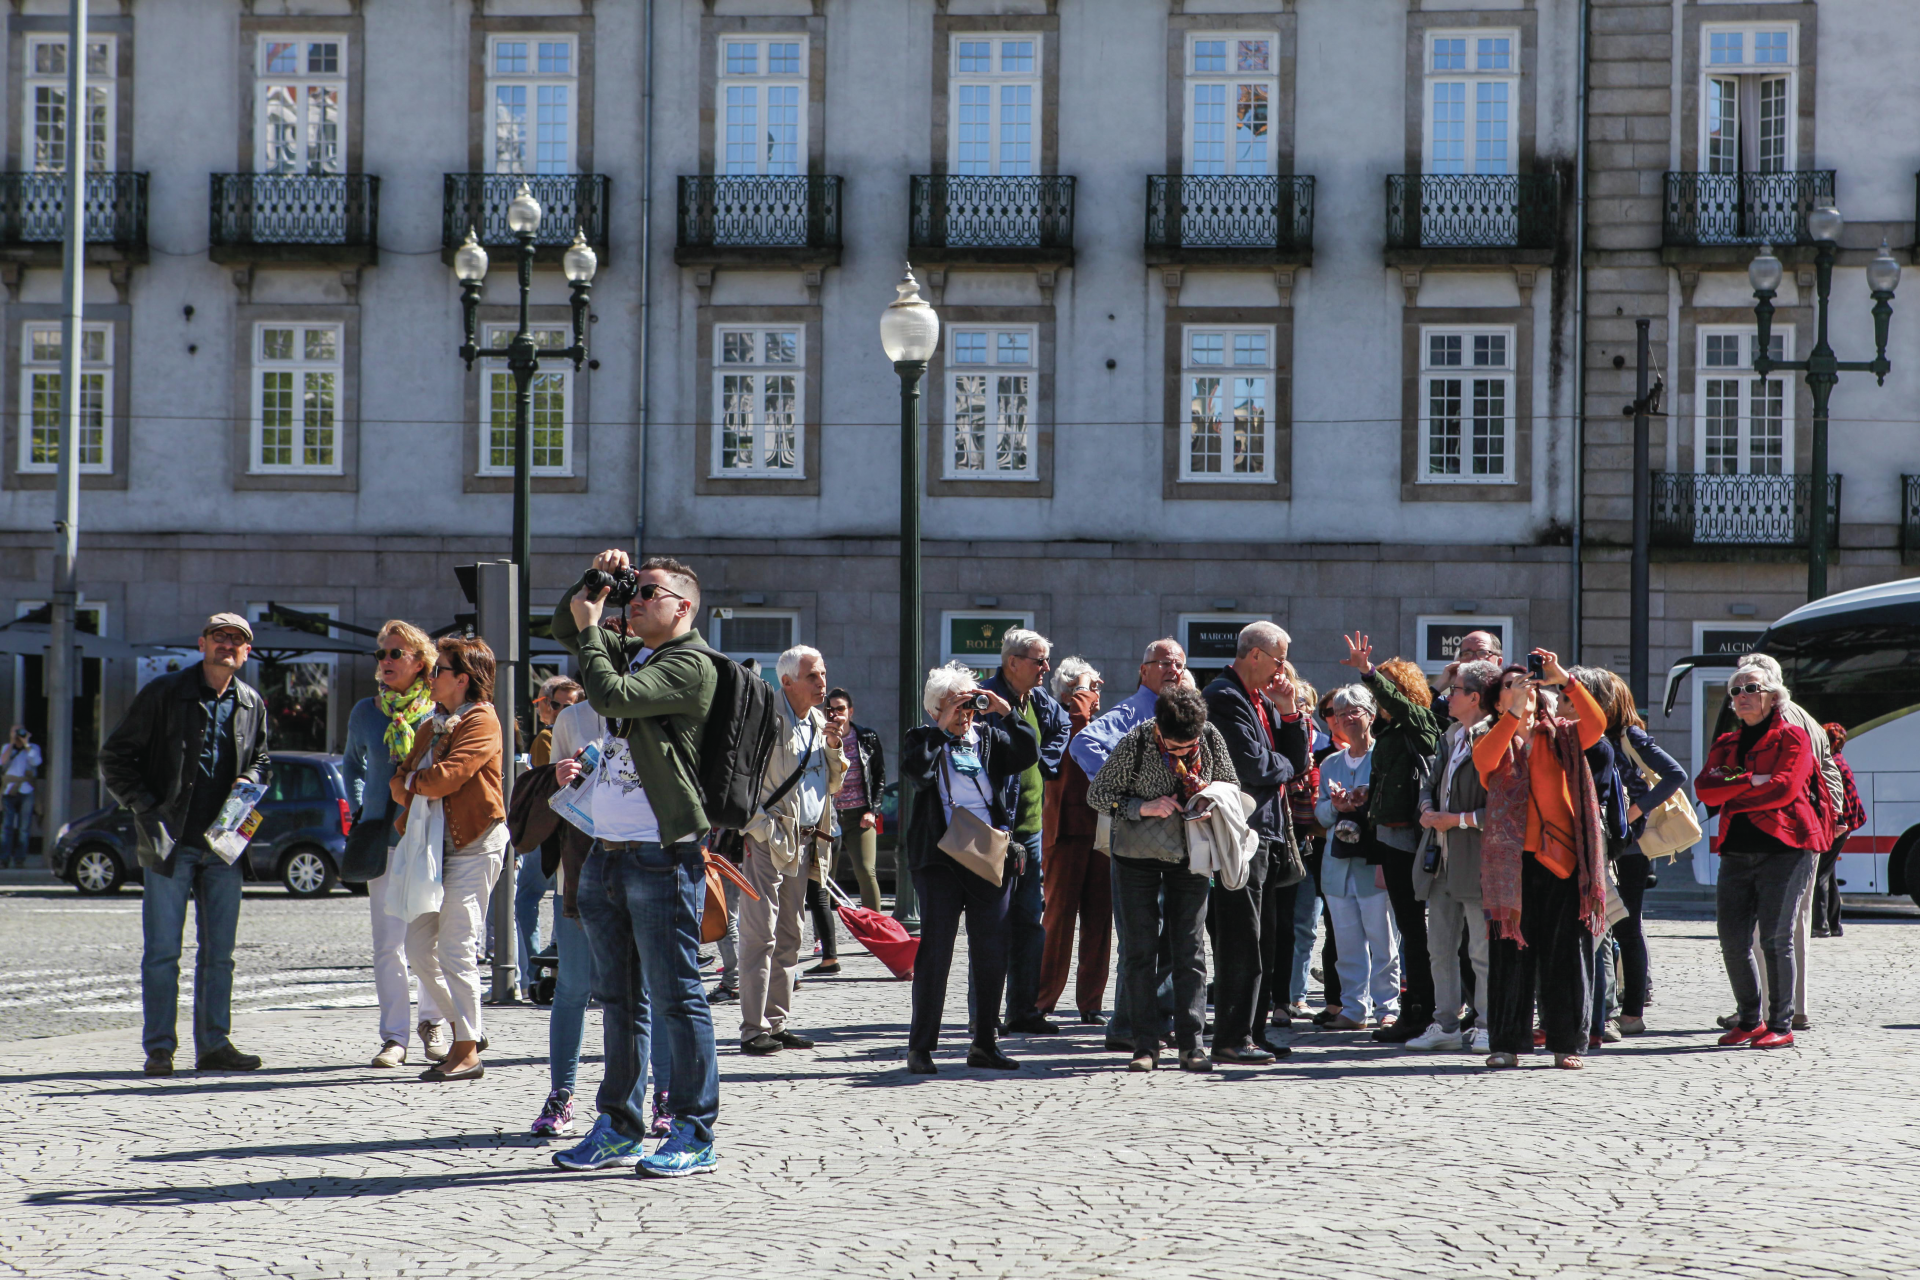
[
  {"x1": 966, "y1": 692, "x2": 992, "y2": 711},
  {"x1": 583, "y1": 565, "x2": 641, "y2": 609}
]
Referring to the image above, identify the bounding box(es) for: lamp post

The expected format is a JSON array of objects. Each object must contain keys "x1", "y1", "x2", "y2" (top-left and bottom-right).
[
  {"x1": 879, "y1": 264, "x2": 939, "y2": 899},
  {"x1": 1748, "y1": 209, "x2": 1899, "y2": 601},
  {"x1": 453, "y1": 184, "x2": 597, "y2": 724}
]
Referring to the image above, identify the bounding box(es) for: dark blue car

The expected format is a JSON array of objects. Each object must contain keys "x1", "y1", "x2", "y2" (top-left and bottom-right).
[{"x1": 53, "y1": 751, "x2": 356, "y2": 898}]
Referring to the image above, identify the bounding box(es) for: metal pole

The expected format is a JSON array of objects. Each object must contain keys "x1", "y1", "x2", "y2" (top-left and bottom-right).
[
  {"x1": 45, "y1": 0, "x2": 89, "y2": 869},
  {"x1": 1629, "y1": 318, "x2": 1651, "y2": 712},
  {"x1": 476, "y1": 560, "x2": 521, "y2": 1004},
  {"x1": 1806, "y1": 238, "x2": 1836, "y2": 602},
  {"x1": 511, "y1": 231, "x2": 536, "y2": 735},
  {"x1": 895, "y1": 360, "x2": 926, "y2": 921}
]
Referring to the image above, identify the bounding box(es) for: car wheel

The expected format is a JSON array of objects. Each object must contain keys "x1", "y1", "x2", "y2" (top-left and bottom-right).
[
  {"x1": 71, "y1": 846, "x2": 125, "y2": 896},
  {"x1": 281, "y1": 846, "x2": 339, "y2": 898}
]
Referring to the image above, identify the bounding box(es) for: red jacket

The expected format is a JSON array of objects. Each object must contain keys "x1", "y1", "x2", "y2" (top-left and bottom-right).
[{"x1": 1696, "y1": 712, "x2": 1832, "y2": 854}]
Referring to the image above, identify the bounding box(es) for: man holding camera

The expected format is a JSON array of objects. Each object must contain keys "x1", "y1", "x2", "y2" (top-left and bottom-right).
[
  {"x1": 551, "y1": 551, "x2": 721, "y2": 1179},
  {"x1": 0, "y1": 725, "x2": 42, "y2": 867}
]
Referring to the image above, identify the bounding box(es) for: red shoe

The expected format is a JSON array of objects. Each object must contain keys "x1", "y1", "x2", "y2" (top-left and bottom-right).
[
  {"x1": 1717, "y1": 1025, "x2": 1764, "y2": 1047},
  {"x1": 1753, "y1": 1029, "x2": 1795, "y2": 1049}
]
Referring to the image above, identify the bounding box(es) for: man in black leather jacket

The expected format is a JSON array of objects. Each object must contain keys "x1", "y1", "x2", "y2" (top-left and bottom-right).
[{"x1": 100, "y1": 614, "x2": 271, "y2": 1077}]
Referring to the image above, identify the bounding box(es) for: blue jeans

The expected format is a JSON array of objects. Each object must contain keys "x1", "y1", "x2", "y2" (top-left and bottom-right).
[
  {"x1": 141, "y1": 845, "x2": 244, "y2": 1058},
  {"x1": 515, "y1": 853, "x2": 554, "y2": 991},
  {"x1": 1289, "y1": 865, "x2": 1321, "y2": 1004},
  {"x1": 576, "y1": 841, "x2": 718, "y2": 1144},
  {"x1": 1106, "y1": 854, "x2": 1174, "y2": 1043},
  {"x1": 1, "y1": 791, "x2": 30, "y2": 865}
]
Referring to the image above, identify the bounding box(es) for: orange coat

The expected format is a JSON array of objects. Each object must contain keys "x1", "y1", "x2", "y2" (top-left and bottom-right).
[
  {"x1": 1473, "y1": 678, "x2": 1603, "y2": 878},
  {"x1": 391, "y1": 706, "x2": 506, "y2": 851}
]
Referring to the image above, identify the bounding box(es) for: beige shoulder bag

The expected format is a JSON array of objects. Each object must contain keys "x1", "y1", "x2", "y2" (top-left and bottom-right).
[
  {"x1": 936, "y1": 753, "x2": 1009, "y2": 885},
  {"x1": 1620, "y1": 736, "x2": 1703, "y2": 862}
]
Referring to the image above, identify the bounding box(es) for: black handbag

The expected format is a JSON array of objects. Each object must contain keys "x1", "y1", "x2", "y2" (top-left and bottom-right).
[
  {"x1": 340, "y1": 793, "x2": 395, "y2": 883},
  {"x1": 1268, "y1": 821, "x2": 1307, "y2": 889}
]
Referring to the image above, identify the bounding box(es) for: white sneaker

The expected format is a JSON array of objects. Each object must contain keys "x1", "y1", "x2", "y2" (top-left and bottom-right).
[
  {"x1": 1405, "y1": 1023, "x2": 1463, "y2": 1051},
  {"x1": 370, "y1": 1040, "x2": 407, "y2": 1068},
  {"x1": 419, "y1": 1020, "x2": 451, "y2": 1063},
  {"x1": 1464, "y1": 1027, "x2": 1491, "y2": 1053}
]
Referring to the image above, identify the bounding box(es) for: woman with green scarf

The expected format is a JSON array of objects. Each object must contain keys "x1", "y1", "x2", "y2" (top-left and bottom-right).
[{"x1": 342, "y1": 620, "x2": 445, "y2": 1070}]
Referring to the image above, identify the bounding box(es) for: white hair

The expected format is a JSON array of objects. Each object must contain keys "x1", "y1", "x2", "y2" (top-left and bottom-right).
[
  {"x1": 1141, "y1": 637, "x2": 1183, "y2": 664},
  {"x1": 1732, "y1": 660, "x2": 1789, "y2": 708},
  {"x1": 1000, "y1": 628, "x2": 1048, "y2": 662},
  {"x1": 923, "y1": 660, "x2": 979, "y2": 719},
  {"x1": 776, "y1": 645, "x2": 822, "y2": 683},
  {"x1": 1051, "y1": 655, "x2": 1101, "y2": 700},
  {"x1": 1328, "y1": 684, "x2": 1376, "y2": 717},
  {"x1": 1235, "y1": 620, "x2": 1291, "y2": 659}
]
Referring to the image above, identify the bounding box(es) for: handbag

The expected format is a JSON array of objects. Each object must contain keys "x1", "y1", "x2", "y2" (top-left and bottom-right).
[
  {"x1": 384, "y1": 793, "x2": 444, "y2": 921},
  {"x1": 1268, "y1": 820, "x2": 1307, "y2": 889},
  {"x1": 340, "y1": 793, "x2": 395, "y2": 883},
  {"x1": 701, "y1": 847, "x2": 761, "y2": 944},
  {"x1": 1620, "y1": 737, "x2": 1703, "y2": 862},
  {"x1": 938, "y1": 803, "x2": 1010, "y2": 886}
]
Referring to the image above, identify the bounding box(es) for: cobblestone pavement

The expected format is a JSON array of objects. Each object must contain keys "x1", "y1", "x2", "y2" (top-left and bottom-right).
[{"x1": 4, "y1": 877, "x2": 1920, "y2": 1280}]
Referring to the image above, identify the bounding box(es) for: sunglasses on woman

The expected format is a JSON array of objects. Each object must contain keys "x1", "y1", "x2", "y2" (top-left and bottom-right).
[
  {"x1": 433, "y1": 664, "x2": 456, "y2": 678},
  {"x1": 1729, "y1": 682, "x2": 1767, "y2": 696},
  {"x1": 372, "y1": 647, "x2": 410, "y2": 661}
]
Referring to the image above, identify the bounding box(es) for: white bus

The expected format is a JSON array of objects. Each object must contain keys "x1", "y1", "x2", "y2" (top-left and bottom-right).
[{"x1": 1665, "y1": 577, "x2": 1920, "y2": 906}]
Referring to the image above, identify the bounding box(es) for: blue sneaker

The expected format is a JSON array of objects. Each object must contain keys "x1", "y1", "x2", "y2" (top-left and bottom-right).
[
  {"x1": 552, "y1": 1113, "x2": 643, "y2": 1171},
  {"x1": 637, "y1": 1118, "x2": 717, "y2": 1179}
]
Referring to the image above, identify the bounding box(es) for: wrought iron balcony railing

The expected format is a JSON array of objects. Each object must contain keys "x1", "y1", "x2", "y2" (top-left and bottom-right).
[
  {"x1": 443, "y1": 173, "x2": 610, "y2": 256},
  {"x1": 1651, "y1": 472, "x2": 1842, "y2": 548},
  {"x1": 1385, "y1": 173, "x2": 1559, "y2": 251},
  {"x1": 209, "y1": 173, "x2": 380, "y2": 251},
  {"x1": 676, "y1": 175, "x2": 842, "y2": 253},
  {"x1": 1144, "y1": 175, "x2": 1314, "y2": 257},
  {"x1": 0, "y1": 171, "x2": 147, "y2": 248},
  {"x1": 1664, "y1": 171, "x2": 1835, "y2": 247},
  {"x1": 909, "y1": 175, "x2": 1075, "y2": 254}
]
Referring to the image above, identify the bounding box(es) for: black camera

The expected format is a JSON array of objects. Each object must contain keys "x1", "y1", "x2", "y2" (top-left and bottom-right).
[
  {"x1": 583, "y1": 565, "x2": 640, "y2": 609},
  {"x1": 966, "y1": 692, "x2": 992, "y2": 711},
  {"x1": 1525, "y1": 652, "x2": 1545, "y2": 680}
]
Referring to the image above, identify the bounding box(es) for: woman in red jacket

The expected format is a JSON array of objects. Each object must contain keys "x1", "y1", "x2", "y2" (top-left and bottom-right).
[{"x1": 1696, "y1": 662, "x2": 1833, "y2": 1050}]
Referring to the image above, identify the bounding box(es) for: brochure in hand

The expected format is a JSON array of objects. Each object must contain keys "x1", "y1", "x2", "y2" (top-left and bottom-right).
[
  {"x1": 204, "y1": 780, "x2": 269, "y2": 865},
  {"x1": 548, "y1": 739, "x2": 602, "y2": 837}
]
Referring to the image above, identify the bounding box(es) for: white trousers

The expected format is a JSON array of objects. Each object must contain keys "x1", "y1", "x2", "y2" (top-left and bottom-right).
[
  {"x1": 403, "y1": 850, "x2": 503, "y2": 1043},
  {"x1": 369, "y1": 869, "x2": 444, "y2": 1044},
  {"x1": 1326, "y1": 891, "x2": 1401, "y2": 1021}
]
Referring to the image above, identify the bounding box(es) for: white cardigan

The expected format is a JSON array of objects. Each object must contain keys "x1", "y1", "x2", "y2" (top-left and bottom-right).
[{"x1": 1184, "y1": 780, "x2": 1259, "y2": 891}]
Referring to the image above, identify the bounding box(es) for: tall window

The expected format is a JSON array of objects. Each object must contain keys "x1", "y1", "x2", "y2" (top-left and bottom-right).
[
  {"x1": 1182, "y1": 325, "x2": 1273, "y2": 483},
  {"x1": 1420, "y1": 327, "x2": 1515, "y2": 483},
  {"x1": 257, "y1": 36, "x2": 347, "y2": 175},
  {"x1": 951, "y1": 37, "x2": 1039, "y2": 176},
  {"x1": 1426, "y1": 31, "x2": 1517, "y2": 175},
  {"x1": 488, "y1": 36, "x2": 575, "y2": 174},
  {"x1": 480, "y1": 327, "x2": 572, "y2": 476},
  {"x1": 252, "y1": 323, "x2": 341, "y2": 474},
  {"x1": 946, "y1": 327, "x2": 1035, "y2": 480},
  {"x1": 24, "y1": 36, "x2": 112, "y2": 173},
  {"x1": 1703, "y1": 26, "x2": 1795, "y2": 175},
  {"x1": 18, "y1": 324, "x2": 110, "y2": 475},
  {"x1": 1697, "y1": 329, "x2": 1791, "y2": 475},
  {"x1": 1185, "y1": 34, "x2": 1274, "y2": 176},
  {"x1": 719, "y1": 38, "x2": 805, "y2": 176},
  {"x1": 714, "y1": 326, "x2": 801, "y2": 477}
]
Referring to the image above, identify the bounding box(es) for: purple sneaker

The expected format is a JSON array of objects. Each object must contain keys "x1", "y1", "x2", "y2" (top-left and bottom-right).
[
  {"x1": 649, "y1": 1088, "x2": 673, "y2": 1139},
  {"x1": 531, "y1": 1088, "x2": 576, "y2": 1138}
]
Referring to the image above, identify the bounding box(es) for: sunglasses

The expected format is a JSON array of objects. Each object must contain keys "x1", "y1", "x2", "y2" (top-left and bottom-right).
[
  {"x1": 1730, "y1": 682, "x2": 1768, "y2": 696},
  {"x1": 636, "y1": 583, "x2": 685, "y2": 603},
  {"x1": 206, "y1": 631, "x2": 251, "y2": 647},
  {"x1": 433, "y1": 664, "x2": 456, "y2": 678},
  {"x1": 372, "y1": 647, "x2": 411, "y2": 662}
]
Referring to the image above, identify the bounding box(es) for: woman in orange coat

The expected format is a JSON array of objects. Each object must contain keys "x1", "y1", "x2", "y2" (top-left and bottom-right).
[
  {"x1": 1473, "y1": 649, "x2": 1610, "y2": 1070},
  {"x1": 391, "y1": 636, "x2": 507, "y2": 1082}
]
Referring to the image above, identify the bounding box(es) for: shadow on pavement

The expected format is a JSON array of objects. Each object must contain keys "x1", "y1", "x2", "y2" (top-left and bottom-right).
[
  {"x1": 134, "y1": 1133, "x2": 552, "y2": 1161},
  {"x1": 28, "y1": 1167, "x2": 627, "y2": 1206}
]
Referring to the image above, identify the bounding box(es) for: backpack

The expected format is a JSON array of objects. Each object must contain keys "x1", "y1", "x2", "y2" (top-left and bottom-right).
[{"x1": 659, "y1": 643, "x2": 782, "y2": 831}]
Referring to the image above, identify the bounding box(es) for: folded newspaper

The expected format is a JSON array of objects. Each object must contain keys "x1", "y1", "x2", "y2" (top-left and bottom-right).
[
  {"x1": 547, "y1": 739, "x2": 601, "y2": 837},
  {"x1": 204, "y1": 779, "x2": 268, "y2": 865}
]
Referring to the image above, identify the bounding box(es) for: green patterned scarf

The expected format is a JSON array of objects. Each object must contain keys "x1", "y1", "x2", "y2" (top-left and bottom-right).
[{"x1": 378, "y1": 679, "x2": 434, "y2": 761}]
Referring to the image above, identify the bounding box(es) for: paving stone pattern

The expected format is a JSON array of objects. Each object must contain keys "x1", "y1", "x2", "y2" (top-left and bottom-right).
[{"x1": 3, "y1": 884, "x2": 1920, "y2": 1279}]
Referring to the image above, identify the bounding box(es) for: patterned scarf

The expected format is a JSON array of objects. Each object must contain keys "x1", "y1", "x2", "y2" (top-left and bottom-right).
[
  {"x1": 1157, "y1": 728, "x2": 1207, "y2": 803},
  {"x1": 377, "y1": 679, "x2": 434, "y2": 762},
  {"x1": 1479, "y1": 715, "x2": 1609, "y2": 945}
]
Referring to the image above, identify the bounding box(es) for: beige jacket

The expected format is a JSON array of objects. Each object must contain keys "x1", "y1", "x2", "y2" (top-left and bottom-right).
[{"x1": 744, "y1": 699, "x2": 848, "y2": 871}]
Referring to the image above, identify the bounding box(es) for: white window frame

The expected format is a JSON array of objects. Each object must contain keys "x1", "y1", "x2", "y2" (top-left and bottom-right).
[
  {"x1": 944, "y1": 325, "x2": 1037, "y2": 481},
  {"x1": 24, "y1": 34, "x2": 113, "y2": 173},
  {"x1": 940, "y1": 610, "x2": 1035, "y2": 675},
  {"x1": 1182, "y1": 32, "x2": 1277, "y2": 177},
  {"x1": 1424, "y1": 29, "x2": 1519, "y2": 176},
  {"x1": 708, "y1": 609, "x2": 801, "y2": 683},
  {"x1": 712, "y1": 325, "x2": 804, "y2": 479},
  {"x1": 1418, "y1": 325, "x2": 1517, "y2": 485},
  {"x1": 486, "y1": 34, "x2": 577, "y2": 175},
  {"x1": 950, "y1": 35, "x2": 1041, "y2": 177},
  {"x1": 478, "y1": 325, "x2": 574, "y2": 477},
  {"x1": 1180, "y1": 323, "x2": 1276, "y2": 484},
  {"x1": 18, "y1": 322, "x2": 111, "y2": 475},
  {"x1": 255, "y1": 34, "x2": 348, "y2": 175},
  {"x1": 250, "y1": 322, "x2": 343, "y2": 476},
  {"x1": 1694, "y1": 326, "x2": 1795, "y2": 476},
  {"x1": 717, "y1": 36, "x2": 807, "y2": 177},
  {"x1": 1700, "y1": 24, "x2": 1797, "y2": 176}
]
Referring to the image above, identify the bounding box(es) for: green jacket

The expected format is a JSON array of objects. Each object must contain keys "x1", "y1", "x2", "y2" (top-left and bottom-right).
[
  {"x1": 1364, "y1": 667, "x2": 1440, "y2": 830},
  {"x1": 551, "y1": 587, "x2": 718, "y2": 848}
]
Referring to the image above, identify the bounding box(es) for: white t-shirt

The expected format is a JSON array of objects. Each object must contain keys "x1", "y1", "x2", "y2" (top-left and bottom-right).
[
  {"x1": 569, "y1": 649, "x2": 662, "y2": 844},
  {"x1": 2, "y1": 742, "x2": 41, "y2": 796}
]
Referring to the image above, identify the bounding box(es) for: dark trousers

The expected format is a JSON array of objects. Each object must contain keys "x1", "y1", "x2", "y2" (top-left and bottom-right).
[
  {"x1": 1810, "y1": 836, "x2": 1845, "y2": 935},
  {"x1": 910, "y1": 861, "x2": 1013, "y2": 1053},
  {"x1": 1252, "y1": 874, "x2": 1300, "y2": 1039},
  {"x1": 1717, "y1": 850, "x2": 1817, "y2": 1033},
  {"x1": 1614, "y1": 851, "x2": 1651, "y2": 1017},
  {"x1": 1035, "y1": 833, "x2": 1111, "y2": 1018},
  {"x1": 1487, "y1": 856, "x2": 1596, "y2": 1056},
  {"x1": 1107, "y1": 855, "x2": 1175, "y2": 1043},
  {"x1": 1113, "y1": 855, "x2": 1210, "y2": 1054},
  {"x1": 1379, "y1": 846, "x2": 1434, "y2": 1017},
  {"x1": 1003, "y1": 832, "x2": 1046, "y2": 1023},
  {"x1": 803, "y1": 878, "x2": 837, "y2": 961},
  {"x1": 1208, "y1": 843, "x2": 1269, "y2": 1049}
]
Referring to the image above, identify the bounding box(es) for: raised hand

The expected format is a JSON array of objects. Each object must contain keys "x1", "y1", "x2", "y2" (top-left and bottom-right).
[{"x1": 1341, "y1": 632, "x2": 1374, "y2": 673}]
